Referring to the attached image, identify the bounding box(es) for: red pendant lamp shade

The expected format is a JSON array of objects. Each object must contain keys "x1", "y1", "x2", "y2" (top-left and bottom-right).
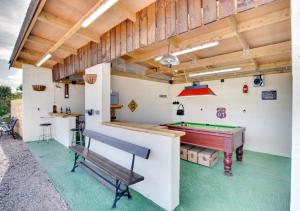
[{"x1": 178, "y1": 85, "x2": 216, "y2": 96}]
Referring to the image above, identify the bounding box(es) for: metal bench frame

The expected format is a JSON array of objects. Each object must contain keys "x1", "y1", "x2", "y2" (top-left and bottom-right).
[
  {"x1": 70, "y1": 129, "x2": 150, "y2": 208},
  {"x1": 0, "y1": 117, "x2": 18, "y2": 139}
]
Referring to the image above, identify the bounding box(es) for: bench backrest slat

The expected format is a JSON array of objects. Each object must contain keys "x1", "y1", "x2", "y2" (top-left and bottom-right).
[{"x1": 84, "y1": 130, "x2": 150, "y2": 159}]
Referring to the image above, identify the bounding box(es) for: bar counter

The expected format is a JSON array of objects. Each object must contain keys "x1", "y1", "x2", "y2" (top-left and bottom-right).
[
  {"x1": 48, "y1": 112, "x2": 80, "y2": 147},
  {"x1": 103, "y1": 121, "x2": 185, "y2": 138},
  {"x1": 48, "y1": 112, "x2": 81, "y2": 118}
]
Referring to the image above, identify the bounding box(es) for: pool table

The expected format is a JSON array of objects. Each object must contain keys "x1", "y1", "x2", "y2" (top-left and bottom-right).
[{"x1": 165, "y1": 122, "x2": 245, "y2": 176}]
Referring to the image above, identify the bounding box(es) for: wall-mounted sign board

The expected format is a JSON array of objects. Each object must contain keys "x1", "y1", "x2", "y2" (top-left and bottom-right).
[
  {"x1": 262, "y1": 90, "x2": 277, "y2": 100},
  {"x1": 128, "y1": 100, "x2": 138, "y2": 112}
]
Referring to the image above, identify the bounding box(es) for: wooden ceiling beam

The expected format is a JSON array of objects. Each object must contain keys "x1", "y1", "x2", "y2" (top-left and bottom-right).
[
  {"x1": 111, "y1": 2, "x2": 136, "y2": 22},
  {"x1": 145, "y1": 41, "x2": 291, "y2": 75},
  {"x1": 16, "y1": 57, "x2": 53, "y2": 69},
  {"x1": 36, "y1": 0, "x2": 106, "y2": 65},
  {"x1": 170, "y1": 41, "x2": 291, "y2": 71},
  {"x1": 38, "y1": 11, "x2": 100, "y2": 43},
  {"x1": 227, "y1": 16, "x2": 249, "y2": 51},
  {"x1": 227, "y1": 16, "x2": 259, "y2": 69},
  {"x1": 127, "y1": 7, "x2": 290, "y2": 64},
  {"x1": 20, "y1": 48, "x2": 64, "y2": 64},
  {"x1": 174, "y1": 62, "x2": 255, "y2": 76},
  {"x1": 26, "y1": 35, "x2": 77, "y2": 55},
  {"x1": 173, "y1": 61, "x2": 291, "y2": 83},
  {"x1": 11, "y1": 0, "x2": 47, "y2": 68},
  {"x1": 111, "y1": 70, "x2": 168, "y2": 83}
]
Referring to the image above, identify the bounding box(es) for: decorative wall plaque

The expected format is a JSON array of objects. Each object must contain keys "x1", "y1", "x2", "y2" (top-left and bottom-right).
[
  {"x1": 128, "y1": 100, "x2": 138, "y2": 112},
  {"x1": 262, "y1": 90, "x2": 277, "y2": 100},
  {"x1": 216, "y1": 107, "x2": 226, "y2": 119}
]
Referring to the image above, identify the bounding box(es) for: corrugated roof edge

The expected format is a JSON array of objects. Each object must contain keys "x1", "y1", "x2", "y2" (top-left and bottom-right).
[{"x1": 8, "y1": 0, "x2": 41, "y2": 69}]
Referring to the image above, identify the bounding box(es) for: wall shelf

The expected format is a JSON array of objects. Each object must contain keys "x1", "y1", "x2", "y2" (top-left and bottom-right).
[{"x1": 111, "y1": 104, "x2": 123, "y2": 109}]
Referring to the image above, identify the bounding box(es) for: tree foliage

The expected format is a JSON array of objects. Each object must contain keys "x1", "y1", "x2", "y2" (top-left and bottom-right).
[{"x1": 0, "y1": 85, "x2": 22, "y2": 118}]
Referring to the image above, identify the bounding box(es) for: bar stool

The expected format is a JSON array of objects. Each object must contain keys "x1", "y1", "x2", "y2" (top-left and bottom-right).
[
  {"x1": 39, "y1": 123, "x2": 52, "y2": 142},
  {"x1": 71, "y1": 120, "x2": 85, "y2": 146}
]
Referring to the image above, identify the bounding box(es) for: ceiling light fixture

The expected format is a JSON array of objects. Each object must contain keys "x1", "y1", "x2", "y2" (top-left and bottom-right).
[
  {"x1": 36, "y1": 54, "x2": 52, "y2": 67},
  {"x1": 81, "y1": 0, "x2": 119, "y2": 28},
  {"x1": 178, "y1": 82, "x2": 216, "y2": 97},
  {"x1": 155, "y1": 41, "x2": 219, "y2": 61},
  {"x1": 189, "y1": 67, "x2": 241, "y2": 77}
]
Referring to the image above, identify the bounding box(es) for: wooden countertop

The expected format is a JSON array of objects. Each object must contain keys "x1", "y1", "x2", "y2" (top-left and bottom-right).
[
  {"x1": 103, "y1": 121, "x2": 185, "y2": 138},
  {"x1": 48, "y1": 112, "x2": 81, "y2": 118}
]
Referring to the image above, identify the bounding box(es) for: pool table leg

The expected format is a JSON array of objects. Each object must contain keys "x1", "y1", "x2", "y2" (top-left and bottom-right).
[
  {"x1": 236, "y1": 145, "x2": 244, "y2": 162},
  {"x1": 224, "y1": 152, "x2": 232, "y2": 176}
]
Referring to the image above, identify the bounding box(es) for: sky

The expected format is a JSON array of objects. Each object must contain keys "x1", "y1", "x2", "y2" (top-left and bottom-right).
[{"x1": 0, "y1": 0, "x2": 31, "y2": 90}]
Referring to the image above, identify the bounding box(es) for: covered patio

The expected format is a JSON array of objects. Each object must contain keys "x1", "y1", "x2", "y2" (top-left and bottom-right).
[{"x1": 6, "y1": 0, "x2": 299, "y2": 210}]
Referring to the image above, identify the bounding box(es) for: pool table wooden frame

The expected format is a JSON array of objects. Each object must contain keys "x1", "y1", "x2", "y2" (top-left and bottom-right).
[{"x1": 166, "y1": 123, "x2": 246, "y2": 176}]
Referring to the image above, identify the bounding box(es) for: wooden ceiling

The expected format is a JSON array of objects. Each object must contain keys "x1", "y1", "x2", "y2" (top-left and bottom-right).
[
  {"x1": 11, "y1": 0, "x2": 291, "y2": 84},
  {"x1": 11, "y1": 0, "x2": 155, "y2": 68},
  {"x1": 125, "y1": 0, "x2": 291, "y2": 83}
]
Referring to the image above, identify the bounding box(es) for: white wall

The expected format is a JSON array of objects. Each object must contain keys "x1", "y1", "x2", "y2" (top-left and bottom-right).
[
  {"x1": 170, "y1": 74, "x2": 292, "y2": 157},
  {"x1": 85, "y1": 63, "x2": 111, "y2": 129},
  {"x1": 22, "y1": 64, "x2": 85, "y2": 142},
  {"x1": 85, "y1": 64, "x2": 180, "y2": 211},
  {"x1": 110, "y1": 73, "x2": 292, "y2": 157},
  {"x1": 291, "y1": 0, "x2": 300, "y2": 209},
  {"x1": 111, "y1": 76, "x2": 172, "y2": 124}
]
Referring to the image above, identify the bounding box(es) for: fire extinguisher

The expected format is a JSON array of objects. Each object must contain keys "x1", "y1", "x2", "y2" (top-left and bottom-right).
[{"x1": 243, "y1": 84, "x2": 248, "y2": 94}]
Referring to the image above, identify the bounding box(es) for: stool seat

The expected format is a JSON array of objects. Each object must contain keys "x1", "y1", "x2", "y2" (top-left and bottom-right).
[
  {"x1": 40, "y1": 123, "x2": 52, "y2": 126},
  {"x1": 70, "y1": 128, "x2": 82, "y2": 132}
]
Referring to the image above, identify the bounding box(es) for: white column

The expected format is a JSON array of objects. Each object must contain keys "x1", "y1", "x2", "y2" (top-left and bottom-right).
[
  {"x1": 291, "y1": 1, "x2": 300, "y2": 210},
  {"x1": 85, "y1": 63, "x2": 111, "y2": 130}
]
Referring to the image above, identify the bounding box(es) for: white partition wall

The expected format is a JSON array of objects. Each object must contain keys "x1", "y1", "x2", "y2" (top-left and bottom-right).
[
  {"x1": 22, "y1": 64, "x2": 85, "y2": 142},
  {"x1": 291, "y1": 1, "x2": 300, "y2": 210},
  {"x1": 85, "y1": 63, "x2": 180, "y2": 211},
  {"x1": 85, "y1": 63, "x2": 111, "y2": 128}
]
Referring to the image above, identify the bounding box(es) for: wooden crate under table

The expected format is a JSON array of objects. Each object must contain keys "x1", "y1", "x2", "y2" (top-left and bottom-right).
[
  {"x1": 180, "y1": 145, "x2": 193, "y2": 160},
  {"x1": 198, "y1": 149, "x2": 219, "y2": 167},
  {"x1": 188, "y1": 147, "x2": 204, "y2": 163}
]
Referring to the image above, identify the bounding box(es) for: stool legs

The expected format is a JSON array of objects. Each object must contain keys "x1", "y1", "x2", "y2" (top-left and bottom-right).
[
  {"x1": 47, "y1": 126, "x2": 52, "y2": 142},
  {"x1": 39, "y1": 125, "x2": 52, "y2": 142},
  {"x1": 79, "y1": 130, "x2": 82, "y2": 146},
  {"x1": 39, "y1": 126, "x2": 45, "y2": 141},
  {"x1": 71, "y1": 130, "x2": 77, "y2": 146}
]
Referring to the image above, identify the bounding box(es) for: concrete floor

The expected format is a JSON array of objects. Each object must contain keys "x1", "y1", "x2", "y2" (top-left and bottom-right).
[{"x1": 27, "y1": 140, "x2": 291, "y2": 211}]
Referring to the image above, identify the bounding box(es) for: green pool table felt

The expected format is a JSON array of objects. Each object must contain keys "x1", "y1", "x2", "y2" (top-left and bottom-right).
[{"x1": 168, "y1": 122, "x2": 240, "y2": 132}]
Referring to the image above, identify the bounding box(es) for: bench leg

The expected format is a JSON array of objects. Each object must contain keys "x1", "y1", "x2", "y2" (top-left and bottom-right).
[
  {"x1": 112, "y1": 180, "x2": 132, "y2": 208},
  {"x1": 124, "y1": 186, "x2": 132, "y2": 200},
  {"x1": 11, "y1": 131, "x2": 16, "y2": 139},
  {"x1": 112, "y1": 180, "x2": 121, "y2": 208},
  {"x1": 71, "y1": 153, "x2": 79, "y2": 172}
]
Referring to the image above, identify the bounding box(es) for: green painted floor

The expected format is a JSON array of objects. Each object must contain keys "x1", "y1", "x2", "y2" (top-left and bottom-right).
[{"x1": 27, "y1": 140, "x2": 291, "y2": 211}]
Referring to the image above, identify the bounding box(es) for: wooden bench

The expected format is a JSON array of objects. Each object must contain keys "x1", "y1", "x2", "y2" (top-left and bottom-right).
[{"x1": 69, "y1": 129, "x2": 151, "y2": 208}]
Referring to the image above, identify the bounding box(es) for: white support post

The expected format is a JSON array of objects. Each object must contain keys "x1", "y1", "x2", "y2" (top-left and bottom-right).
[
  {"x1": 85, "y1": 63, "x2": 111, "y2": 130},
  {"x1": 291, "y1": 1, "x2": 300, "y2": 210}
]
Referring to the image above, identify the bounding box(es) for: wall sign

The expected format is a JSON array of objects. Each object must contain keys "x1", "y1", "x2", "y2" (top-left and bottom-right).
[
  {"x1": 216, "y1": 107, "x2": 226, "y2": 119},
  {"x1": 128, "y1": 100, "x2": 138, "y2": 112},
  {"x1": 262, "y1": 90, "x2": 277, "y2": 100}
]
